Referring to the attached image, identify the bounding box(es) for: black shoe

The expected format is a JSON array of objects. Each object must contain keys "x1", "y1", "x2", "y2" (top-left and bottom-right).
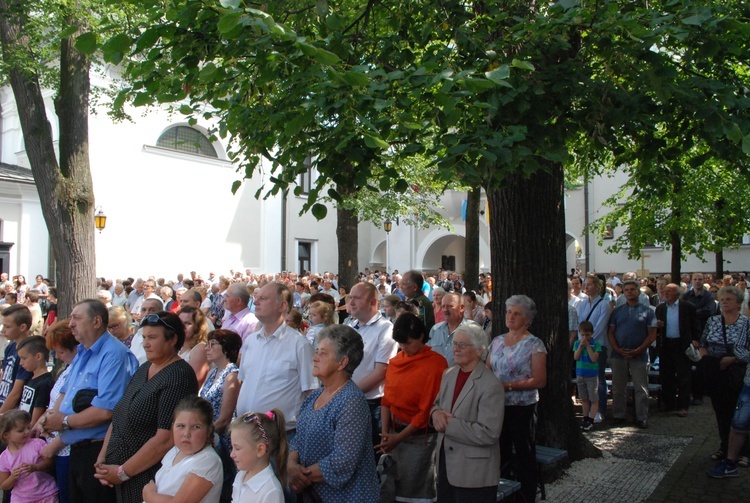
[
  {"x1": 581, "y1": 418, "x2": 593, "y2": 431},
  {"x1": 636, "y1": 420, "x2": 648, "y2": 429},
  {"x1": 692, "y1": 398, "x2": 703, "y2": 406}
]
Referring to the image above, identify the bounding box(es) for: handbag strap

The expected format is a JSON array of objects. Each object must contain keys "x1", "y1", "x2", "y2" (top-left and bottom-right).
[{"x1": 584, "y1": 298, "x2": 604, "y2": 322}]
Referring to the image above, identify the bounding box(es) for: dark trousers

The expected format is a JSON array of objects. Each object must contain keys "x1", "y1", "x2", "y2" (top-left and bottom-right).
[
  {"x1": 598, "y1": 347, "x2": 609, "y2": 414},
  {"x1": 660, "y1": 339, "x2": 692, "y2": 410},
  {"x1": 366, "y1": 398, "x2": 382, "y2": 448},
  {"x1": 436, "y1": 447, "x2": 496, "y2": 503},
  {"x1": 500, "y1": 404, "x2": 538, "y2": 503},
  {"x1": 69, "y1": 440, "x2": 116, "y2": 502}
]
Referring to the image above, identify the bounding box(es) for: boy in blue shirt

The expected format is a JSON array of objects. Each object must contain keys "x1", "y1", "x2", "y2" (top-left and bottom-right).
[{"x1": 574, "y1": 320, "x2": 602, "y2": 431}]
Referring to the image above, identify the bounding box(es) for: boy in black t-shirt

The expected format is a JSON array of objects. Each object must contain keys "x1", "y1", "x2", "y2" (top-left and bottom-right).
[
  {"x1": 17, "y1": 335, "x2": 53, "y2": 426},
  {"x1": 0, "y1": 304, "x2": 32, "y2": 413}
]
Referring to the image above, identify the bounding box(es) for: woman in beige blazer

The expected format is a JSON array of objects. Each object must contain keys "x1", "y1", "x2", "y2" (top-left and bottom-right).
[{"x1": 431, "y1": 324, "x2": 504, "y2": 502}]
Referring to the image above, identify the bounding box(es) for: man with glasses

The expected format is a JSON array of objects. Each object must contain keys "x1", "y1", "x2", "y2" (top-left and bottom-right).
[{"x1": 42, "y1": 299, "x2": 138, "y2": 501}]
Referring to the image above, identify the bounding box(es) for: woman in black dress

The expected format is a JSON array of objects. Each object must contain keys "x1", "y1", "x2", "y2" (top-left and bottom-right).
[{"x1": 93, "y1": 312, "x2": 199, "y2": 503}]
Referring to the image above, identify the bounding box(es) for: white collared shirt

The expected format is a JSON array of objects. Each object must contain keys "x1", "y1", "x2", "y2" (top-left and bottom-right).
[
  {"x1": 237, "y1": 323, "x2": 317, "y2": 431},
  {"x1": 351, "y1": 311, "x2": 397, "y2": 400},
  {"x1": 232, "y1": 465, "x2": 283, "y2": 503}
]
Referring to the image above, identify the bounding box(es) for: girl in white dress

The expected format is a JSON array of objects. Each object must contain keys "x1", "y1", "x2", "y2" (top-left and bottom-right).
[
  {"x1": 142, "y1": 396, "x2": 223, "y2": 503},
  {"x1": 229, "y1": 409, "x2": 288, "y2": 503}
]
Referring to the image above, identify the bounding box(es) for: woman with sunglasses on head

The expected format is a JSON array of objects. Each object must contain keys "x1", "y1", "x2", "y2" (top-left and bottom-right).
[{"x1": 93, "y1": 311, "x2": 200, "y2": 503}]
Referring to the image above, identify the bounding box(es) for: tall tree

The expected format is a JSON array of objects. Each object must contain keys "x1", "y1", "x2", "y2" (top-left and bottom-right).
[
  {"x1": 0, "y1": 0, "x2": 97, "y2": 316},
  {"x1": 100, "y1": 0, "x2": 750, "y2": 460}
]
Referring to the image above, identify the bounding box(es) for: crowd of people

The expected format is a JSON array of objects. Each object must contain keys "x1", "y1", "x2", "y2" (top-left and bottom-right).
[
  {"x1": 568, "y1": 269, "x2": 750, "y2": 479},
  {"x1": 0, "y1": 265, "x2": 747, "y2": 503}
]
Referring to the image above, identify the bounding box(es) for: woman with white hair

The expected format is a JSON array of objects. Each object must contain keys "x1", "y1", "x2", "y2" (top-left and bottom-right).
[
  {"x1": 431, "y1": 323, "x2": 504, "y2": 502},
  {"x1": 487, "y1": 295, "x2": 547, "y2": 503}
]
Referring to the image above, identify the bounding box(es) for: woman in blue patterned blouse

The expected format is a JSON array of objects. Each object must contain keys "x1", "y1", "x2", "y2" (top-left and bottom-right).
[{"x1": 287, "y1": 325, "x2": 379, "y2": 503}]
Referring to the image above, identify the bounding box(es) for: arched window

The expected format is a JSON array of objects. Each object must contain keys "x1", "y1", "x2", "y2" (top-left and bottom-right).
[{"x1": 156, "y1": 126, "x2": 218, "y2": 158}]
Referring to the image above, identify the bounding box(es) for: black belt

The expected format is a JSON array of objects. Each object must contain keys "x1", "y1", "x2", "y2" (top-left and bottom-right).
[{"x1": 71, "y1": 438, "x2": 104, "y2": 449}]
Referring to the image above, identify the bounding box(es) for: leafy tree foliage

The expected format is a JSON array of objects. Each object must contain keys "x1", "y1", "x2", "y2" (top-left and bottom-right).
[{"x1": 96, "y1": 0, "x2": 750, "y2": 457}]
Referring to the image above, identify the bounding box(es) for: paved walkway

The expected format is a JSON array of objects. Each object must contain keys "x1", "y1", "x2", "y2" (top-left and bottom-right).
[{"x1": 546, "y1": 398, "x2": 748, "y2": 502}]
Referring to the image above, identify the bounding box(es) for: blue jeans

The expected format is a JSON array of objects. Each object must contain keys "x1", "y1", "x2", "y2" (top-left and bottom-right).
[
  {"x1": 598, "y1": 346, "x2": 609, "y2": 415},
  {"x1": 731, "y1": 385, "x2": 750, "y2": 433}
]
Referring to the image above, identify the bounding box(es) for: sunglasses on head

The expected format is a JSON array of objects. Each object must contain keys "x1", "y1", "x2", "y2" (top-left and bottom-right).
[{"x1": 140, "y1": 313, "x2": 179, "y2": 333}]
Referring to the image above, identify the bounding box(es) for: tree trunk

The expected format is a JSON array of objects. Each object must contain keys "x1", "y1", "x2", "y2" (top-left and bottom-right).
[
  {"x1": 670, "y1": 230, "x2": 681, "y2": 283},
  {"x1": 0, "y1": 2, "x2": 97, "y2": 317},
  {"x1": 464, "y1": 187, "x2": 480, "y2": 292},
  {"x1": 487, "y1": 162, "x2": 590, "y2": 460},
  {"x1": 715, "y1": 250, "x2": 724, "y2": 280},
  {"x1": 336, "y1": 185, "x2": 359, "y2": 293}
]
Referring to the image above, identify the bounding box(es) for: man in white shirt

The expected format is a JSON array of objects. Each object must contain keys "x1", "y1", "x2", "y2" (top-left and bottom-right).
[
  {"x1": 348, "y1": 282, "x2": 397, "y2": 447},
  {"x1": 131, "y1": 279, "x2": 161, "y2": 321},
  {"x1": 236, "y1": 283, "x2": 316, "y2": 434},
  {"x1": 322, "y1": 279, "x2": 340, "y2": 304}
]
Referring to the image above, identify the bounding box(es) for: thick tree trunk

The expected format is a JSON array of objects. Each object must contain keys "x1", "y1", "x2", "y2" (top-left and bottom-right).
[
  {"x1": 670, "y1": 231, "x2": 681, "y2": 283},
  {"x1": 336, "y1": 185, "x2": 359, "y2": 292},
  {"x1": 715, "y1": 250, "x2": 724, "y2": 280},
  {"x1": 0, "y1": 3, "x2": 97, "y2": 317},
  {"x1": 487, "y1": 163, "x2": 589, "y2": 461},
  {"x1": 464, "y1": 187, "x2": 480, "y2": 291}
]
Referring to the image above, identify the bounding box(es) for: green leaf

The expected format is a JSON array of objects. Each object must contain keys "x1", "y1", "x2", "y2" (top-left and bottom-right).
[
  {"x1": 724, "y1": 123, "x2": 743, "y2": 144},
  {"x1": 364, "y1": 135, "x2": 389, "y2": 149},
  {"x1": 179, "y1": 104, "x2": 193, "y2": 115},
  {"x1": 342, "y1": 71, "x2": 369, "y2": 87},
  {"x1": 485, "y1": 65, "x2": 510, "y2": 84},
  {"x1": 311, "y1": 203, "x2": 328, "y2": 220},
  {"x1": 75, "y1": 32, "x2": 98, "y2": 55},
  {"x1": 231, "y1": 180, "x2": 242, "y2": 195},
  {"x1": 511, "y1": 59, "x2": 535, "y2": 71},
  {"x1": 102, "y1": 33, "x2": 132, "y2": 54},
  {"x1": 682, "y1": 12, "x2": 712, "y2": 26},
  {"x1": 220, "y1": 0, "x2": 241, "y2": 8},
  {"x1": 314, "y1": 48, "x2": 340, "y2": 65},
  {"x1": 743, "y1": 135, "x2": 750, "y2": 155},
  {"x1": 218, "y1": 12, "x2": 243, "y2": 34},
  {"x1": 379, "y1": 177, "x2": 391, "y2": 191},
  {"x1": 394, "y1": 179, "x2": 409, "y2": 193},
  {"x1": 60, "y1": 26, "x2": 78, "y2": 38}
]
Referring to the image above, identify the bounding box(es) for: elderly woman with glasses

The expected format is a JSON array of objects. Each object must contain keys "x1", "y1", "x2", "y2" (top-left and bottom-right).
[
  {"x1": 93, "y1": 312, "x2": 199, "y2": 503},
  {"x1": 431, "y1": 324, "x2": 504, "y2": 503},
  {"x1": 287, "y1": 325, "x2": 379, "y2": 503},
  {"x1": 487, "y1": 295, "x2": 547, "y2": 503}
]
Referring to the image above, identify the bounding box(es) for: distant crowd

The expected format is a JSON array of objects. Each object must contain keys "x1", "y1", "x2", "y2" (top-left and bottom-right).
[{"x1": 0, "y1": 266, "x2": 747, "y2": 503}]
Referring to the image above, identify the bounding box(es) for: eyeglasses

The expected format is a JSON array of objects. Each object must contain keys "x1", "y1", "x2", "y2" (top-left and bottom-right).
[
  {"x1": 140, "y1": 313, "x2": 179, "y2": 332},
  {"x1": 452, "y1": 341, "x2": 474, "y2": 349}
]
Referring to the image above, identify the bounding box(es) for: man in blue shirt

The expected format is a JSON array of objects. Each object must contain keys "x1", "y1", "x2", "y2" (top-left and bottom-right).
[
  {"x1": 608, "y1": 281, "x2": 657, "y2": 428},
  {"x1": 42, "y1": 299, "x2": 138, "y2": 501}
]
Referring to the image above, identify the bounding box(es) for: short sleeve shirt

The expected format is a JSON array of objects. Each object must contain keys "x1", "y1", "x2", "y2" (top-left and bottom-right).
[{"x1": 488, "y1": 334, "x2": 547, "y2": 406}]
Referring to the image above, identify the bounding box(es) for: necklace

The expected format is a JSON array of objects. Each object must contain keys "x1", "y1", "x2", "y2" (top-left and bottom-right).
[{"x1": 314, "y1": 380, "x2": 348, "y2": 410}]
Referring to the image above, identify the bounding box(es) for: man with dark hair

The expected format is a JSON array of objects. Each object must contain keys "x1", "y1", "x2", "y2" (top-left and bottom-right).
[
  {"x1": 399, "y1": 270, "x2": 435, "y2": 332},
  {"x1": 42, "y1": 299, "x2": 138, "y2": 501}
]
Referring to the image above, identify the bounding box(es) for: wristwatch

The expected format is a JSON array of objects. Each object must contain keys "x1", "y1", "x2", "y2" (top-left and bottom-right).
[
  {"x1": 117, "y1": 465, "x2": 131, "y2": 482},
  {"x1": 62, "y1": 415, "x2": 70, "y2": 430}
]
